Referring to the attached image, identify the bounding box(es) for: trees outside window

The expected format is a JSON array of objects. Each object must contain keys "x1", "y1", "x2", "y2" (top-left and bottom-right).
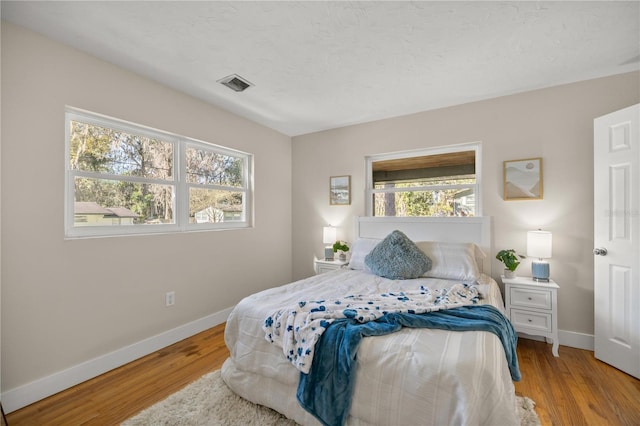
[
  {"x1": 65, "y1": 108, "x2": 252, "y2": 238},
  {"x1": 366, "y1": 144, "x2": 480, "y2": 217}
]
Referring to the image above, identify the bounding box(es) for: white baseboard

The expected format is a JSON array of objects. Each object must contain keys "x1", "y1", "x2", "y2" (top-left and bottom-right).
[
  {"x1": 558, "y1": 330, "x2": 594, "y2": 351},
  {"x1": 518, "y1": 329, "x2": 595, "y2": 351},
  {"x1": 2, "y1": 307, "x2": 233, "y2": 414}
]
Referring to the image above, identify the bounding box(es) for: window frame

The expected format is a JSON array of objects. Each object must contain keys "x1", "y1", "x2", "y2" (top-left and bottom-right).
[
  {"x1": 365, "y1": 142, "x2": 482, "y2": 217},
  {"x1": 65, "y1": 107, "x2": 253, "y2": 239}
]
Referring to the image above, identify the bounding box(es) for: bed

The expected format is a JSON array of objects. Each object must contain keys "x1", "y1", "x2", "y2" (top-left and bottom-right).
[{"x1": 222, "y1": 216, "x2": 520, "y2": 425}]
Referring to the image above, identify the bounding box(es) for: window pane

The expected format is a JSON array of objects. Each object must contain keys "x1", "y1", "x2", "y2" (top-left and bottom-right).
[
  {"x1": 369, "y1": 148, "x2": 479, "y2": 217},
  {"x1": 186, "y1": 146, "x2": 244, "y2": 187},
  {"x1": 189, "y1": 188, "x2": 244, "y2": 223},
  {"x1": 69, "y1": 120, "x2": 173, "y2": 180},
  {"x1": 373, "y1": 188, "x2": 475, "y2": 217},
  {"x1": 74, "y1": 177, "x2": 174, "y2": 226},
  {"x1": 66, "y1": 108, "x2": 253, "y2": 238}
]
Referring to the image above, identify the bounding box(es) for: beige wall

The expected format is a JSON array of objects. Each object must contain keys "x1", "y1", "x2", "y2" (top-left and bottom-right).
[
  {"x1": 1, "y1": 23, "x2": 292, "y2": 392},
  {"x1": 292, "y1": 71, "x2": 640, "y2": 339}
]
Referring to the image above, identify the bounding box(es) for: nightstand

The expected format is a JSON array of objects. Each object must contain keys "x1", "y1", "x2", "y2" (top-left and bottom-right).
[
  {"x1": 314, "y1": 258, "x2": 349, "y2": 274},
  {"x1": 502, "y1": 276, "x2": 560, "y2": 357}
]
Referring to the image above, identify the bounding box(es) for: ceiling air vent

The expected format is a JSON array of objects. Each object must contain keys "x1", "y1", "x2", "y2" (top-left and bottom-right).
[{"x1": 218, "y1": 74, "x2": 253, "y2": 92}]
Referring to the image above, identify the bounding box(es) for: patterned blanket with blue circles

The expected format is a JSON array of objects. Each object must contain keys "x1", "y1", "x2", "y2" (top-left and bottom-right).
[{"x1": 263, "y1": 282, "x2": 480, "y2": 374}]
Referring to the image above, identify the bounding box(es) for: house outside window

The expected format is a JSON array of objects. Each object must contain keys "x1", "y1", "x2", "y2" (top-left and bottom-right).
[
  {"x1": 65, "y1": 107, "x2": 253, "y2": 238},
  {"x1": 366, "y1": 143, "x2": 481, "y2": 217}
]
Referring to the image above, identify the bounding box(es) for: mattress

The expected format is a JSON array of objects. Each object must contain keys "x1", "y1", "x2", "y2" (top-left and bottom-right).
[{"x1": 222, "y1": 269, "x2": 519, "y2": 426}]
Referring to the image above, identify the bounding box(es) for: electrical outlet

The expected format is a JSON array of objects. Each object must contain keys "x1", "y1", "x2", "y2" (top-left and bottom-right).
[{"x1": 165, "y1": 291, "x2": 175, "y2": 307}]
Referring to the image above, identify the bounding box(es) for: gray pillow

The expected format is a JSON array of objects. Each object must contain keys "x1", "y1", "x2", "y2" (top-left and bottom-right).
[{"x1": 365, "y1": 230, "x2": 432, "y2": 279}]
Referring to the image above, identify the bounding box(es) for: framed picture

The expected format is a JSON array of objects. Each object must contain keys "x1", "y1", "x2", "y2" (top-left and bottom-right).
[
  {"x1": 330, "y1": 175, "x2": 351, "y2": 205},
  {"x1": 504, "y1": 158, "x2": 543, "y2": 200}
]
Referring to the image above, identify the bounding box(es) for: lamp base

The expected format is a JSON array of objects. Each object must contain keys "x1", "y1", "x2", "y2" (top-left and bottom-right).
[
  {"x1": 532, "y1": 277, "x2": 550, "y2": 282},
  {"x1": 324, "y1": 247, "x2": 334, "y2": 261},
  {"x1": 531, "y1": 260, "x2": 550, "y2": 282}
]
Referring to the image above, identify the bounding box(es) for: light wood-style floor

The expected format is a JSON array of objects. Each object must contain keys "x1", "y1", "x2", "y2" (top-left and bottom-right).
[{"x1": 7, "y1": 323, "x2": 640, "y2": 425}]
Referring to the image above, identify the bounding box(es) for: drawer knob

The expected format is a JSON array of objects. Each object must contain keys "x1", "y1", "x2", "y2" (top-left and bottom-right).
[
  {"x1": 528, "y1": 319, "x2": 532, "y2": 322},
  {"x1": 528, "y1": 297, "x2": 532, "y2": 300}
]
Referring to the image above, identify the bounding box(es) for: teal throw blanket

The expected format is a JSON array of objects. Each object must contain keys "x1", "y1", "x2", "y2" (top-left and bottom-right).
[{"x1": 296, "y1": 305, "x2": 520, "y2": 426}]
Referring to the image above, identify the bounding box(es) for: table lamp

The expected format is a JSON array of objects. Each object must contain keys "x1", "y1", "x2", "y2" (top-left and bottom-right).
[
  {"x1": 323, "y1": 226, "x2": 337, "y2": 260},
  {"x1": 527, "y1": 230, "x2": 552, "y2": 282}
]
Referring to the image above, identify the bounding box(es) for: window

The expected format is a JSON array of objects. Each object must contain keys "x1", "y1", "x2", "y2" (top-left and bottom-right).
[
  {"x1": 65, "y1": 108, "x2": 252, "y2": 238},
  {"x1": 366, "y1": 143, "x2": 481, "y2": 217}
]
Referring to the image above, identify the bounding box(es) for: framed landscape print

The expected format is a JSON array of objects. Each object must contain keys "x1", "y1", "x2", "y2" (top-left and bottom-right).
[
  {"x1": 330, "y1": 175, "x2": 351, "y2": 205},
  {"x1": 504, "y1": 158, "x2": 543, "y2": 200}
]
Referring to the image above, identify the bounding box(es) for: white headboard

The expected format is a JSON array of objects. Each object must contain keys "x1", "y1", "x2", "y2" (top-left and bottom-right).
[{"x1": 354, "y1": 216, "x2": 493, "y2": 275}]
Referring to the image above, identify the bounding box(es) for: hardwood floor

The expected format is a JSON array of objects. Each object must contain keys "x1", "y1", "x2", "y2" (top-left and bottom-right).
[
  {"x1": 7, "y1": 324, "x2": 640, "y2": 425},
  {"x1": 514, "y1": 338, "x2": 640, "y2": 425},
  {"x1": 7, "y1": 324, "x2": 229, "y2": 426}
]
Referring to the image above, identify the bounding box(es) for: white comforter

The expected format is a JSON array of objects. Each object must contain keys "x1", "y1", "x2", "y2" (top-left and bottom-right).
[{"x1": 222, "y1": 269, "x2": 519, "y2": 426}]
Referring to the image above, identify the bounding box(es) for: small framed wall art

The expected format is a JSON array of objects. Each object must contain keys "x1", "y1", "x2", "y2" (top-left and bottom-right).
[
  {"x1": 330, "y1": 175, "x2": 351, "y2": 205},
  {"x1": 503, "y1": 158, "x2": 543, "y2": 200}
]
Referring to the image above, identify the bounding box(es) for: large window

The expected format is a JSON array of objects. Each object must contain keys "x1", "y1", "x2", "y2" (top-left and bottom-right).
[
  {"x1": 65, "y1": 108, "x2": 252, "y2": 238},
  {"x1": 366, "y1": 143, "x2": 481, "y2": 217}
]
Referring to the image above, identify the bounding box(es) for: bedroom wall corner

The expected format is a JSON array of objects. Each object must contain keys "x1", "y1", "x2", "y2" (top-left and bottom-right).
[
  {"x1": 1, "y1": 22, "x2": 293, "y2": 411},
  {"x1": 291, "y1": 70, "x2": 640, "y2": 345}
]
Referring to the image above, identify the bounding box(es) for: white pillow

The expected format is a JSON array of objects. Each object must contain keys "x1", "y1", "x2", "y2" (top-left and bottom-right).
[
  {"x1": 348, "y1": 238, "x2": 381, "y2": 270},
  {"x1": 415, "y1": 241, "x2": 483, "y2": 282},
  {"x1": 471, "y1": 244, "x2": 487, "y2": 273}
]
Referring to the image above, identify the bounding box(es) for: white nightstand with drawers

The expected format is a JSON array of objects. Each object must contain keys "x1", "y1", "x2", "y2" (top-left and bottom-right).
[
  {"x1": 502, "y1": 275, "x2": 560, "y2": 357},
  {"x1": 314, "y1": 258, "x2": 349, "y2": 274}
]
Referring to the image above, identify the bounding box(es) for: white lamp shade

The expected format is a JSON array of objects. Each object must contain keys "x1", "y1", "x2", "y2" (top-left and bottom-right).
[
  {"x1": 527, "y1": 230, "x2": 552, "y2": 259},
  {"x1": 323, "y1": 226, "x2": 337, "y2": 244}
]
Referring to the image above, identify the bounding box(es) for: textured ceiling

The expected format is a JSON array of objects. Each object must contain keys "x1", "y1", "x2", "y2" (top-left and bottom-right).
[{"x1": 2, "y1": 1, "x2": 639, "y2": 136}]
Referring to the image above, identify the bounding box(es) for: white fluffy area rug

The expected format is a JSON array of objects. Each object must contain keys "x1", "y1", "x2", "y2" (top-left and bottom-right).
[{"x1": 122, "y1": 370, "x2": 541, "y2": 426}]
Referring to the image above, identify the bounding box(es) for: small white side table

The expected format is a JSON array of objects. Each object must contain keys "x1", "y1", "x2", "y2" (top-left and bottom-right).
[
  {"x1": 502, "y1": 275, "x2": 560, "y2": 357},
  {"x1": 314, "y1": 258, "x2": 349, "y2": 274}
]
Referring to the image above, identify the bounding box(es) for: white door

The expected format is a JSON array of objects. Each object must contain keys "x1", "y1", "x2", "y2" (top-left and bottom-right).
[{"x1": 594, "y1": 103, "x2": 639, "y2": 379}]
